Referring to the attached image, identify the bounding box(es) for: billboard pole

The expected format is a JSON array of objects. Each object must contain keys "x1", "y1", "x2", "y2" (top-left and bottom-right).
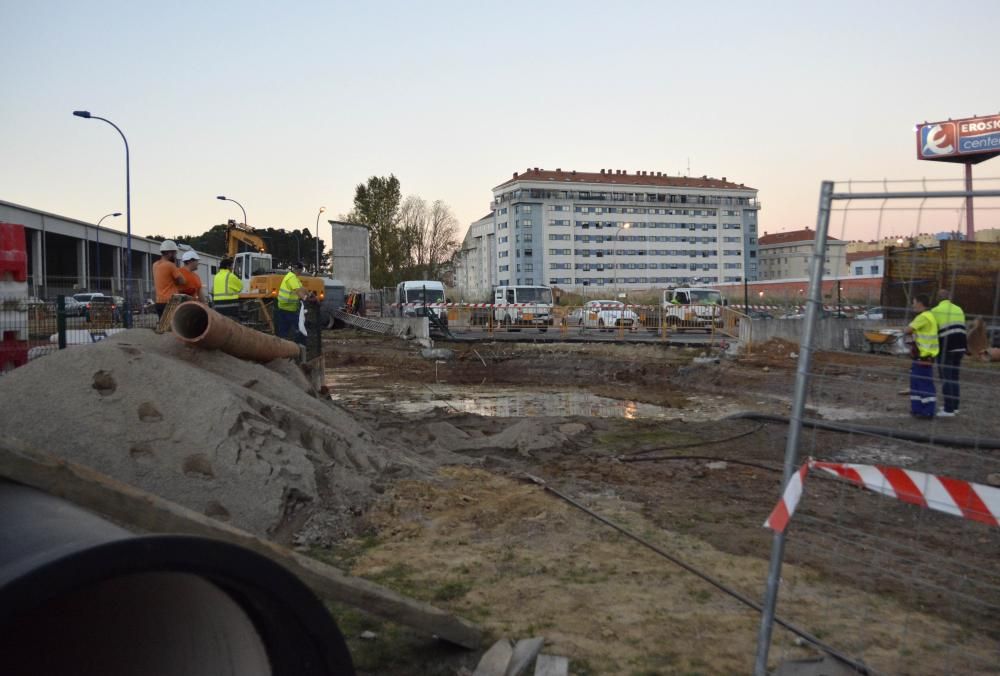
[{"x1": 965, "y1": 162, "x2": 975, "y2": 241}]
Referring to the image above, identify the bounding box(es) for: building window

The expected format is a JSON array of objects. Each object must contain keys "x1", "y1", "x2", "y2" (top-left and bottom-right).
[
  {"x1": 854, "y1": 265, "x2": 863, "y2": 275},
  {"x1": 870, "y1": 265, "x2": 879, "y2": 274}
]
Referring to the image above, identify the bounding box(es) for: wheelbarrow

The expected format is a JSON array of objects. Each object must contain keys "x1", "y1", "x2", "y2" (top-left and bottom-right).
[{"x1": 863, "y1": 329, "x2": 904, "y2": 355}]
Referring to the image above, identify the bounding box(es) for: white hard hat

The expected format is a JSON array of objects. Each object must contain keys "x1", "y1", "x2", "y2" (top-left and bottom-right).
[
  {"x1": 181, "y1": 250, "x2": 200, "y2": 262},
  {"x1": 159, "y1": 239, "x2": 178, "y2": 253}
]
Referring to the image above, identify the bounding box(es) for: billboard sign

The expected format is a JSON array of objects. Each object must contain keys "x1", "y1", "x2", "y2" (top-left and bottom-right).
[{"x1": 916, "y1": 114, "x2": 1000, "y2": 163}]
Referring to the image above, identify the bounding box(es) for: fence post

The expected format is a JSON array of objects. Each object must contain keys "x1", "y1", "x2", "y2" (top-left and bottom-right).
[
  {"x1": 753, "y1": 181, "x2": 833, "y2": 675},
  {"x1": 56, "y1": 295, "x2": 67, "y2": 350}
]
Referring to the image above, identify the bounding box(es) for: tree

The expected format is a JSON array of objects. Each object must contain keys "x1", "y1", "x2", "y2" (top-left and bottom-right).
[
  {"x1": 424, "y1": 200, "x2": 460, "y2": 279},
  {"x1": 153, "y1": 225, "x2": 325, "y2": 272},
  {"x1": 344, "y1": 175, "x2": 404, "y2": 288},
  {"x1": 396, "y1": 196, "x2": 460, "y2": 279}
]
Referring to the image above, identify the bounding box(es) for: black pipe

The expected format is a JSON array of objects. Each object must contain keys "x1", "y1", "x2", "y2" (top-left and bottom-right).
[
  {"x1": 726, "y1": 411, "x2": 1000, "y2": 450},
  {"x1": 0, "y1": 480, "x2": 354, "y2": 676}
]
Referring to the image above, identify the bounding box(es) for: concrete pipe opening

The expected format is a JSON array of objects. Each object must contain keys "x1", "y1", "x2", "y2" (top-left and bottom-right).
[
  {"x1": 0, "y1": 481, "x2": 354, "y2": 676},
  {"x1": 172, "y1": 301, "x2": 211, "y2": 341},
  {"x1": 5, "y1": 572, "x2": 271, "y2": 676}
]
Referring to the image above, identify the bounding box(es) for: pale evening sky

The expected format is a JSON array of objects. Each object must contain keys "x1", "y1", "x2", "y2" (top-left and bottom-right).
[{"x1": 2, "y1": 0, "x2": 998, "y2": 244}]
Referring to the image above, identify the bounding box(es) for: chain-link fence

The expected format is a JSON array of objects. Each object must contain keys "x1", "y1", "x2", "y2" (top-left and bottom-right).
[{"x1": 754, "y1": 178, "x2": 1000, "y2": 674}]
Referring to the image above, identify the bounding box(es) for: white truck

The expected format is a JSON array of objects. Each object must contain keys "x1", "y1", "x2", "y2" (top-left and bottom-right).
[
  {"x1": 493, "y1": 285, "x2": 554, "y2": 332},
  {"x1": 391, "y1": 280, "x2": 449, "y2": 327},
  {"x1": 662, "y1": 287, "x2": 725, "y2": 332}
]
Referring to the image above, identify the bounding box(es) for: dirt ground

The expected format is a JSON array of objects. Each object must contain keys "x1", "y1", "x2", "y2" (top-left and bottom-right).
[{"x1": 318, "y1": 331, "x2": 1000, "y2": 675}]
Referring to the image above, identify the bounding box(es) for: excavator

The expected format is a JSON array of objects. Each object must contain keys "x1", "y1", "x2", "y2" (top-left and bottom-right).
[{"x1": 224, "y1": 221, "x2": 325, "y2": 301}]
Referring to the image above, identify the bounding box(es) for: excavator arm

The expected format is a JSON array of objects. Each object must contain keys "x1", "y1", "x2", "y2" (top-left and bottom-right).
[{"x1": 225, "y1": 223, "x2": 267, "y2": 257}]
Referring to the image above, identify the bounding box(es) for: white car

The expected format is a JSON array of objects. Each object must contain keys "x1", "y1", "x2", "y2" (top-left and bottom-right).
[
  {"x1": 855, "y1": 307, "x2": 884, "y2": 320},
  {"x1": 576, "y1": 300, "x2": 639, "y2": 331}
]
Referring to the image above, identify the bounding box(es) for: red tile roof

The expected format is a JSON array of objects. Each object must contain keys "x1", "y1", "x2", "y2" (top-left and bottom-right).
[
  {"x1": 846, "y1": 250, "x2": 884, "y2": 263},
  {"x1": 494, "y1": 168, "x2": 754, "y2": 191},
  {"x1": 758, "y1": 228, "x2": 841, "y2": 246}
]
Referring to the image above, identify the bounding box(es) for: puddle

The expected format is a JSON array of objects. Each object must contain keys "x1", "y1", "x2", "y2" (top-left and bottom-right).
[{"x1": 325, "y1": 368, "x2": 735, "y2": 421}]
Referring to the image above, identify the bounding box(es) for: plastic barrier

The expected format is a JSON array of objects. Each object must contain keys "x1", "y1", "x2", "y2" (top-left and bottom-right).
[
  {"x1": 0, "y1": 222, "x2": 28, "y2": 282},
  {"x1": 0, "y1": 330, "x2": 29, "y2": 372}
]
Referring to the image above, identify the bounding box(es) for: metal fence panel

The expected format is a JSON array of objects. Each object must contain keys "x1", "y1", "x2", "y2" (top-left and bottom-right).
[{"x1": 754, "y1": 178, "x2": 1000, "y2": 675}]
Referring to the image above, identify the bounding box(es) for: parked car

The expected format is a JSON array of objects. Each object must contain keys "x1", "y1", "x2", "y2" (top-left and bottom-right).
[
  {"x1": 747, "y1": 310, "x2": 774, "y2": 320},
  {"x1": 574, "y1": 300, "x2": 639, "y2": 331},
  {"x1": 855, "y1": 307, "x2": 884, "y2": 320},
  {"x1": 72, "y1": 292, "x2": 105, "y2": 305},
  {"x1": 84, "y1": 296, "x2": 120, "y2": 322},
  {"x1": 61, "y1": 297, "x2": 86, "y2": 317}
]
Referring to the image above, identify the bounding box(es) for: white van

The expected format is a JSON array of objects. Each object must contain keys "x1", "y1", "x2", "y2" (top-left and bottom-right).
[
  {"x1": 392, "y1": 280, "x2": 448, "y2": 325},
  {"x1": 493, "y1": 285, "x2": 553, "y2": 332},
  {"x1": 662, "y1": 286, "x2": 725, "y2": 331}
]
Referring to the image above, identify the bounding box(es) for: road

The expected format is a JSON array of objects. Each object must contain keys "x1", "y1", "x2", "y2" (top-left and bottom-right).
[{"x1": 440, "y1": 326, "x2": 724, "y2": 347}]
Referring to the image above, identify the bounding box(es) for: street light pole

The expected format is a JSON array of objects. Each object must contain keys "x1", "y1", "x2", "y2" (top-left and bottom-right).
[
  {"x1": 216, "y1": 196, "x2": 248, "y2": 227},
  {"x1": 95, "y1": 212, "x2": 121, "y2": 291},
  {"x1": 73, "y1": 111, "x2": 132, "y2": 327},
  {"x1": 315, "y1": 207, "x2": 326, "y2": 274}
]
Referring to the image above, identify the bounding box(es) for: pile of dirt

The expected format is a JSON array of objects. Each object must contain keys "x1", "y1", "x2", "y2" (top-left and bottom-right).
[{"x1": 0, "y1": 330, "x2": 451, "y2": 543}]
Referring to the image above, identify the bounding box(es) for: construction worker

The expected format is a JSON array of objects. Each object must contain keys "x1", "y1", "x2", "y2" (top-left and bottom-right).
[
  {"x1": 178, "y1": 251, "x2": 206, "y2": 303},
  {"x1": 275, "y1": 261, "x2": 311, "y2": 345},
  {"x1": 152, "y1": 240, "x2": 187, "y2": 318},
  {"x1": 931, "y1": 288, "x2": 967, "y2": 417},
  {"x1": 903, "y1": 294, "x2": 939, "y2": 419},
  {"x1": 212, "y1": 258, "x2": 243, "y2": 318}
]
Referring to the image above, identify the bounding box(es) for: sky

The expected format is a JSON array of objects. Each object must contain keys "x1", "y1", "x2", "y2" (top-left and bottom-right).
[{"x1": 2, "y1": 0, "x2": 999, "y2": 244}]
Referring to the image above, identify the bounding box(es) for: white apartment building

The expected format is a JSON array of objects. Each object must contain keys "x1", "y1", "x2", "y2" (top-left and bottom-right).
[
  {"x1": 453, "y1": 213, "x2": 496, "y2": 300},
  {"x1": 478, "y1": 168, "x2": 759, "y2": 292}
]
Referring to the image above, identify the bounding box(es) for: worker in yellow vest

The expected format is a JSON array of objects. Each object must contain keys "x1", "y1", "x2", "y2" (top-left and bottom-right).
[
  {"x1": 275, "y1": 261, "x2": 311, "y2": 344},
  {"x1": 930, "y1": 288, "x2": 967, "y2": 417},
  {"x1": 212, "y1": 258, "x2": 244, "y2": 318},
  {"x1": 903, "y1": 294, "x2": 939, "y2": 418}
]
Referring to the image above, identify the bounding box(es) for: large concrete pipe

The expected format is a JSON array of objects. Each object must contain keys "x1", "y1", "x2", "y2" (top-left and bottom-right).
[
  {"x1": 0, "y1": 480, "x2": 355, "y2": 676},
  {"x1": 171, "y1": 301, "x2": 301, "y2": 362}
]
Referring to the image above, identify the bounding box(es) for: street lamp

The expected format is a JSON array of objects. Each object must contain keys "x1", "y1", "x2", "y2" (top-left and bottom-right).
[
  {"x1": 216, "y1": 195, "x2": 248, "y2": 227},
  {"x1": 73, "y1": 110, "x2": 132, "y2": 326},
  {"x1": 95, "y1": 212, "x2": 121, "y2": 291},
  {"x1": 315, "y1": 207, "x2": 326, "y2": 273},
  {"x1": 613, "y1": 223, "x2": 630, "y2": 294}
]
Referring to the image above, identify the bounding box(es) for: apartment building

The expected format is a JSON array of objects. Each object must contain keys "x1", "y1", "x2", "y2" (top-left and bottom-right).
[
  {"x1": 758, "y1": 228, "x2": 848, "y2": 280},
  {"x1": 470, "y1": 167, "x2": 759, "y2": 292},
  {"x1": 453, "y1": 213, "x2": 496, "y2": 300}
]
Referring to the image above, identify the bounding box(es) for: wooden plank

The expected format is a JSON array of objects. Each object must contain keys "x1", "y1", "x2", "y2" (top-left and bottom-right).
[
  {"x1": 533, "y1": 655, "x2": 569, "y2": 676},
  {"x1": 0, "y1": 438, "x2": 482, "y2": 650}
]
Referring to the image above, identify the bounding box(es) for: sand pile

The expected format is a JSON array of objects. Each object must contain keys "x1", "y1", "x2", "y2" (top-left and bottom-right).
[{"x1": 0, "y1": 330, "x2": 446, "y2": 543}]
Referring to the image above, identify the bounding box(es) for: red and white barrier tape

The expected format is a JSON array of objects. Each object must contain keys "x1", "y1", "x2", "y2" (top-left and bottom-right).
[{"x1": 764, "y1": 460, "x2": 1000, "y2": 533}]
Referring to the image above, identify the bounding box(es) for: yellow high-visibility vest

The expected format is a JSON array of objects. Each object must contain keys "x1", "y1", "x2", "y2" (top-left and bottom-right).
[
  {"x1": 277, "y1": 271, "x2": 302, "y2": 312},
  {"x1": 909, "y1": 310, "x2": 939, "y2": 359},
  {"x1": 212, "y1": 270, "x2": 242, "y2": 302},
  {"x1": 930, "y1": 299, "x2": 966, "y2": 352}
]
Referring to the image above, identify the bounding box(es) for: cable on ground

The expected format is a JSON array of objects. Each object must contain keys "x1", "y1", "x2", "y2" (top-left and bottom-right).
[
  {"x1": 725, "y1": 412, "x2": 1000, "y2": 450},
  {"x1": 621, "y1": 421, "x2": 768, "y2": 457},
  {"x1": 524, "y1": 473, "x2": 875, "y2": 675}
]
